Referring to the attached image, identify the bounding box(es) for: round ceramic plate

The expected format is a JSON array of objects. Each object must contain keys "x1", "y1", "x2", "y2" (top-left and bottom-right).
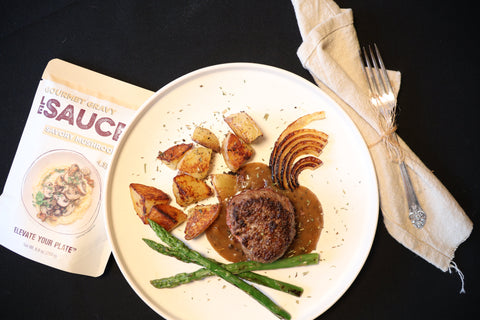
[{"x1": 104, "y1": 63, "x2": 378, "y2": 320}]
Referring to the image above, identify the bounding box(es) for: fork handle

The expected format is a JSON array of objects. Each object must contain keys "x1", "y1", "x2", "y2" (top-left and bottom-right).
[{"x1": 398, "y1": 161, "x2": 426, "y2": 228}]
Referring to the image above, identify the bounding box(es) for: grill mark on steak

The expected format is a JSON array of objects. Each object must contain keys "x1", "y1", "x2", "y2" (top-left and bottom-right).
[{"x1": 226, "y1": 187, "x2": 296, "y2": 263}]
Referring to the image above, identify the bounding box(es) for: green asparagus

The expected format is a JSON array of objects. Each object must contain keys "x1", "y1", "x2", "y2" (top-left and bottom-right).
[
  {"x1": 148, "y1": 220, "x2": 292, "y2": 320},
  {"x1": 144, "y1": 238, "x2": 317, "y2": 297}
]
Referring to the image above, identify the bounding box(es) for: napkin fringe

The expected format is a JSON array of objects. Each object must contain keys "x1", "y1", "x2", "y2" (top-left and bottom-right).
[{"x1": 448, "y1": 260, "x2": 466, "y2": 294}]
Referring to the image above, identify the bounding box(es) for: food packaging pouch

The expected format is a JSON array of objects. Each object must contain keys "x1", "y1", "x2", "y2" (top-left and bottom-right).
[{"x1": 0, "y1": 59, "x2": 153, "y2": 276}]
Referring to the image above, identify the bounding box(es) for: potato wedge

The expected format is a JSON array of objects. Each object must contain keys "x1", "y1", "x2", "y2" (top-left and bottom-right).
[
  {"x1": 221, "y1": 132, "x2": 254, "y2": 172},
  {"x1": 129, "y1": 183, "x2": 170, "y2": 224},
  {"x1": 177, "y1": 146, "x2": 212, "y2": 179},
  {"x1": 157, "y1": 143, "x2": 193, "y2": 169},
  {"x1": 149, "y1": 204, "x2": 187, "y2": 231},
  {"x1": 172, "y1": 174, "x2": 213, "y2": 207},
  {"x1": 224, "y1": 111, "x2": 263, "y2": 143},
  {"x1": 211, "y1": 173, "x2": 237, "y2": 201},
  {"x1": 192, "y1": 127, "x2": 220, "y2": 152},
  {"x1": 184, "y1": 203, "x2": 220, "y2": 240}
]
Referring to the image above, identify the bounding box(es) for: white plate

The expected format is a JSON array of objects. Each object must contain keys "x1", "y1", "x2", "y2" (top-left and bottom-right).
[{"x1": 104, "y1": 63, "x2": 378, "y2": 320}]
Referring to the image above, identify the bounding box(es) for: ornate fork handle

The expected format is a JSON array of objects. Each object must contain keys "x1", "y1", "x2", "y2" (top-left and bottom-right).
[
  {"x1": 399, "y1": 161, "x2": 426, "y2": 228},
  {"x1": 389, "y1": 132, "x2": 426, "y2": 229}
]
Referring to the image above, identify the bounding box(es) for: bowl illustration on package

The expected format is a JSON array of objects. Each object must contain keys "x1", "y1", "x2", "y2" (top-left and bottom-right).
[{"x1": 22, "y1": 149, "x2": 102, "y2": 235}]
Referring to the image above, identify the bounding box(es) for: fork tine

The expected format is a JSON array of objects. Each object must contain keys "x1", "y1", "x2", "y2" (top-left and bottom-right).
[
  {"x1": 373, "y1": 43, "x2": 395, "y2": 96},
  {"x1": 360, "y1": 47, "x2": 371, "y2": 89},
  {"x1": 361, "y1": 46, "x2": 380, "y2": 99},
  {"x1": 367, "y1": 45, "x2": 388, "y2": 99}
]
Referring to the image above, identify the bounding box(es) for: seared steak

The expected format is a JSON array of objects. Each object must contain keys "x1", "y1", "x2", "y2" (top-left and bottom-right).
[{"x1": 226, "y1": 188, "x2": 296, "y2": 263}]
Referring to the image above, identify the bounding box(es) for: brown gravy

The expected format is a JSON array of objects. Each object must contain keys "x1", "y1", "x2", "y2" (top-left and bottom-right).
[{"x1": 205, "y1": 162, "x2": 323, "y2": 262}]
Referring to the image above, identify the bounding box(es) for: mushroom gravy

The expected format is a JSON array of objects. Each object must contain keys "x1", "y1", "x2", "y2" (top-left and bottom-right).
[
  {"x1": 206, "y1": 162, "x2": 323, "y2": 262},
  {"x1": 34, "y1": 163, "x2": 95, "y2": 226}
]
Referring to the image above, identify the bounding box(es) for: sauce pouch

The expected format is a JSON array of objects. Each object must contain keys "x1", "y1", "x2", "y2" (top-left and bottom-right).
[{"x1": 0, "y1": 59, "x2": 153, "y2": 276}]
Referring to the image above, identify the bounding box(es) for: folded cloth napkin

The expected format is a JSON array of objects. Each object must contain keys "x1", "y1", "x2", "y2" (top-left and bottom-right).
[{"x1": 291, "y1": 0, "x2": 473, "y2": 275}]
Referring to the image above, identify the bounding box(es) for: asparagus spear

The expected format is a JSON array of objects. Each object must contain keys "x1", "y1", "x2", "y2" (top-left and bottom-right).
[
  {"x1": 144, "y1": 238, "x2": 318, "y2": 296},
  {"x1": 148, "y1": 220, "x2": 292, "y2": 320},
  {"x1": 150, "y1": 265, "x2": 303, "y2": 296}
]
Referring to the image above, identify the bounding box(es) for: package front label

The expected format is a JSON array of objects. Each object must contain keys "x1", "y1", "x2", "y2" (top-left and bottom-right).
[{"x1": 0, "y1": 69, "x2": 148, "y2": 276}]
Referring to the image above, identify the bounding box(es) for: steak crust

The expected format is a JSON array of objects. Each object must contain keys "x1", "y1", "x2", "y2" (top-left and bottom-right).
[{"x1": 226, "y1": 187, "x2": 296, "y2": 263}]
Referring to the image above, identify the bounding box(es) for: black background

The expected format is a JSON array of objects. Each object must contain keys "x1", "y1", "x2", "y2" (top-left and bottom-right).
[{"x1": 1, "y1": 1, "x2": 478, "y2": 319}]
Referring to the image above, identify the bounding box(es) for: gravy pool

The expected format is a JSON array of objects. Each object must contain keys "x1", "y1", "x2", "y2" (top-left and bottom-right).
[{"x1": 205, "y1": 162, "x2": 323, "y2": 262}]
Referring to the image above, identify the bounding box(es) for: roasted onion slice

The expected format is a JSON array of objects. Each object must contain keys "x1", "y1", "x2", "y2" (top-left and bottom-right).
[
  {"x1": 269, "y1": 112, "x2": 328, "y2": 190},
  {"x1": 290, "y1": 156, "x2": 323, "y2": 190},
  {"x1": 272, "y1": 130, "x2": 327, "y2": 189},
  {"x1": 276, "y1": 111, "x2": 325, "y2": 142},
  {"x1": 280, "y1": 138, "x2": 326, "y2": 190},
  {"x1": 272, "y1": 131, "x2": 320, "y2": 181},
  {"x1": 270, "y1": 112, "x2": 325, "y2": 163}
]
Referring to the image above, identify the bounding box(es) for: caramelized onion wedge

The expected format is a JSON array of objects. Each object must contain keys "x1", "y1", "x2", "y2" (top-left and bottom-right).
[
  {"x1": 290, "y1": 156, "x2": 323, "y2": 190},
  {"x1": 269, "y1": 112, "x2": 326, "y2": 170},
  {"x1": 271, "y1": 129, "x2": 328, "y2": 189},
  {"x1": 280, "y1": 140, "x2": 326, "y2": 190},
  {"x1": 277, "y1": 111, "x2": 325, "y2": 142},
  {"x1": 270, "y1": 129, "x2": 327, "y2": 184},
  {"x1": 269, "y1": 112, "x2": 328, "y2": 190},
  {"x1": 271, "y1": 130, "x2": 315, "y2": 182},
  {"x1": 271, "y1": 130, "x2": 327, "y2": 188}
]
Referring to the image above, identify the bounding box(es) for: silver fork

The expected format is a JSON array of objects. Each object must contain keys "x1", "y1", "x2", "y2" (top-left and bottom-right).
[{"x1": 361, "y1": 44, "x2": 426, "y2": 229}]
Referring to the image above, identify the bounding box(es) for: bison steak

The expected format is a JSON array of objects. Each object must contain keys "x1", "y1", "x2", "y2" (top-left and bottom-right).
[{"x1": 226, "y1": 187, "x2": 296, "y2": 263}]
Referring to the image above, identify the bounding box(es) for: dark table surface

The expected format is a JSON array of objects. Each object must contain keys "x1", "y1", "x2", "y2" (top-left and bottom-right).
[{"x1": 1, "y1": 1, "x2": 478, "y2": 319}]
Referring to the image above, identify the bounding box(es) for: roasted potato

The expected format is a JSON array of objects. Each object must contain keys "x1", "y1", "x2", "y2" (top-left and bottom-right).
[
  {"x1": 224, "y1": 111, "x2": 263, "y2": 143},
  {"x1": 192, "y1": 127, "x2": 220, "y2": 152},
  {"x1": 149, "y1": 204, "x2": 187, "y2": 231},
  {"x1": 172, "y1": 174, "x2": 213, "y2": 207},
  {"x1": 211, "y1": 173, "x2": 237, "y2": 201},
  {"x1": 221, "y1": 132, "x2": 254, "y2": 172},
  {"x1": 157, "y1": 143, "x2": 193, "y2": 169},
  {"x1": 177, "y1": 146, "x2": 212, "y2": 179},
  {"x1": 184, "y1": 203, "x2": 220, "y2": 240},
  {"x1": 129, "y1": 183, "x2": 170, "y2": 224}
]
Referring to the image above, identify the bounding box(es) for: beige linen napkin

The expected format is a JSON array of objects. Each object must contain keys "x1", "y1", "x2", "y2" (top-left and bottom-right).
[{"x1": 291, "y1": 0, "x2": 473, "y2": 276}]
